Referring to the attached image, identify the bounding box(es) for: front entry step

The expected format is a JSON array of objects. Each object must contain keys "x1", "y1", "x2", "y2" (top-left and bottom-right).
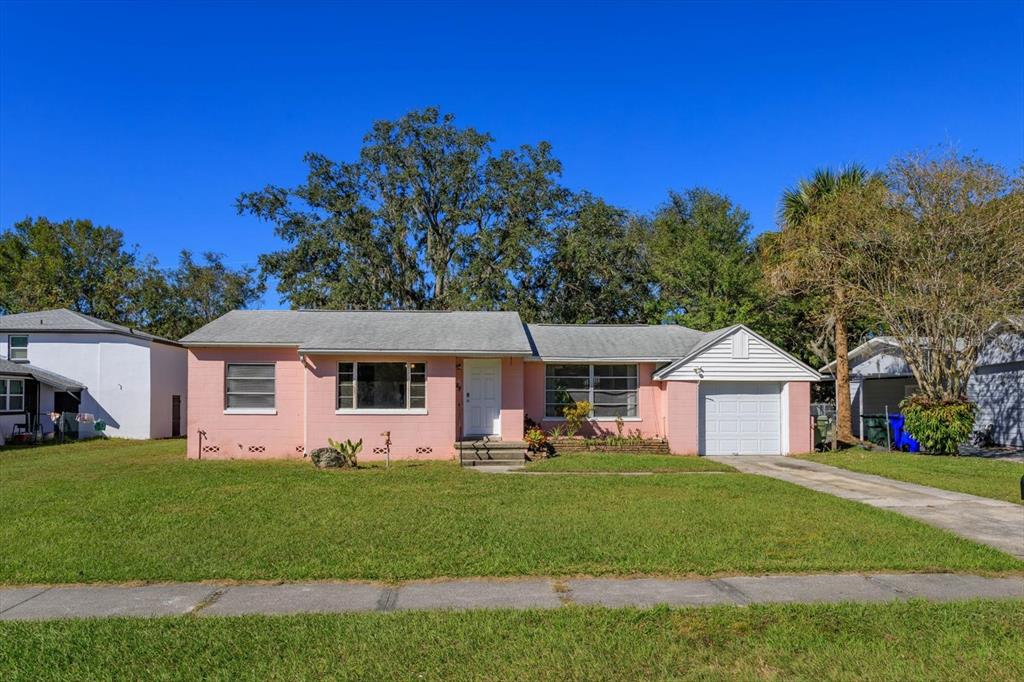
[
  {"x1": 457, "y1": 439, "x2": 528, "y2": 466},
  {"x1": 461, "y1": 459, "x2": 526, "y2": 467}
]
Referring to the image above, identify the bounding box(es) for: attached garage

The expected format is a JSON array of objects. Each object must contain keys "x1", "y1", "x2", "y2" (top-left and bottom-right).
[
  {"x1": 701, "y1": 383, "x2": 782, "y2": 455},
  {"x1": 654, "y1": 326, "x2": 821, "y2": 456}
]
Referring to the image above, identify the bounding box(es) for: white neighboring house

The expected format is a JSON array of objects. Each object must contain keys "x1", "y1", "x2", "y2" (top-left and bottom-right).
[{"x1": 0, "y1": 309, "x2": 187, "y2": 441}]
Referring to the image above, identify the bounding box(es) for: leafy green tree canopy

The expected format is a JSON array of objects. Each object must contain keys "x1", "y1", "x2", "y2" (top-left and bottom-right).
[
  {"x1": 239, "y1": 107, "x2": 570, "y2": 311},
  {"x1": 0, "y1": 217, "x2": 140, "y2": 320},
  {"x1": 649, "y1": 188, "x2": 762, "y2": 330},
  {"x1": 533, "y1": 195, "x2": 655, "y2": 323},
  {"x1": 0, "y1": 217, "x2": 263, "y2": 339},
  {"x1": 136, "y1": 251, "x2": 265, "y2": 340}
]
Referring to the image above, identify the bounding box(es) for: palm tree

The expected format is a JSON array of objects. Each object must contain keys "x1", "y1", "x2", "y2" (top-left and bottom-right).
[{"x1": 775, "y1": 165, "x2": 875, "y2": 444}]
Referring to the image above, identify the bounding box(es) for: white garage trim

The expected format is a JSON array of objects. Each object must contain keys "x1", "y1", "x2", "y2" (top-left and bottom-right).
[
  {"x1": 654, "y1": 325, "x2": 820, "y2": 382},
  {"x1": 700, "y1": 381, "x2": 785, "y2": 455},
  {"x1": 780, "y1": 381, "x2": 790, "y2": 453}
]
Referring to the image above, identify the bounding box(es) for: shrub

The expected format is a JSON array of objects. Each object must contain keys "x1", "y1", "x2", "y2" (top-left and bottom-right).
[
  {"x1": 524, "y1": 426, "x2": 552, "y2": 459},
  {"x1": 900, "y1": 395, "x2": 975, "y2": 455},
  {"x1": 562, "y1": 401, "x2": 592, "y2": 437},
  {"x1": 524, "y1": 426, "x2": 548, "y2": 450}
]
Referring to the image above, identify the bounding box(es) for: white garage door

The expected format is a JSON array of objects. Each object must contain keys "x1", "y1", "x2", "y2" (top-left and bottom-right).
[{"x1": 701, "y1": 383, "x2": 782, "y2": 455}]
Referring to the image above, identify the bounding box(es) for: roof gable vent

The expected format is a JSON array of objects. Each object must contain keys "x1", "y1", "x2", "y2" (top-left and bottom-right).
[{"x1": 732, "y1": 330, "x2": 749, "y2": 359}]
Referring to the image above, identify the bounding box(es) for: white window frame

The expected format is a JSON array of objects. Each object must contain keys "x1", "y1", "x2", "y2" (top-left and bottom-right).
[
  {"x1": 544, "y1": 363, "x2": 640, "y2": 421},
  {"x1": 223, "y1": 363, "x2": 276, "y2": 415},
  {"x1": 0, "y1": 377, "x2": 26, "y2": 412},
  {"x1": 8, "y1": 335, "x2": 28, "y2": 362},
  {"x1": 336, "y1": 361, "x2": 427, "y2": 415}
]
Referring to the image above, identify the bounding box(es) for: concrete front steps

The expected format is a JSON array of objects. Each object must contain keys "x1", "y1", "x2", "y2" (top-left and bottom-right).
[{"x1": 457, "y1": 439, "x2": 528, "y2": 467}]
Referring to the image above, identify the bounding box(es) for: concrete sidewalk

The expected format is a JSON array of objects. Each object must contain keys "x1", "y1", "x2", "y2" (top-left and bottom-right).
[
  {"x1": 712, "y1": 456, "x2": 1024, "y2": 559},
  {"x1": 1, "y1": 573, "x2": 1021, "y2": 621}
]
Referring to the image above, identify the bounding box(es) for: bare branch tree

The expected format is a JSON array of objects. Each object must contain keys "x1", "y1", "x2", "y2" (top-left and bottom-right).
[{"x1": 823, "y1": 150, "x2": 1023, "y2": 402}]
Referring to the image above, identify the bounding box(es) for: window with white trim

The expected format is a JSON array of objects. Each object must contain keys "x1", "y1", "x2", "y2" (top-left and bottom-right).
[
  {"x1": 8, "y1": 336, "x2": 28, "y2": 362},
  {"x1": 337, "y1": 362, "x2": 426, "y2": 410},
  {"x1": 545, "y1": 364, "x2": 638, "y2": 418},
  {"x1": 225, "y1": 363, "x2": 275, "y2": 409},
  {"x1": 0, "y1": 378, "x2": 25, "y2": 411}
]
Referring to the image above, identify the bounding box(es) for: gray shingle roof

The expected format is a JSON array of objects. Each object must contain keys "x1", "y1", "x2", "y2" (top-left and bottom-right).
[
  {"x1": 0, "y1": 357, "x2": 86, "y2": 391},
  {"x1": 0, "y1": 309, "x2": 177, "y2": 345},
  {"x1": 525, "y1": 323, "x2": 713, "y2": 361},
  {"x1": 180, "y1": 310, "x2": 535, "y2": 355}
]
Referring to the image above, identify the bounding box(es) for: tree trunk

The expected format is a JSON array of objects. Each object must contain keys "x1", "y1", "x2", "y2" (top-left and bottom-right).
[{"x1": 834, "y1": 310, "x2": 855, "y2": 443}]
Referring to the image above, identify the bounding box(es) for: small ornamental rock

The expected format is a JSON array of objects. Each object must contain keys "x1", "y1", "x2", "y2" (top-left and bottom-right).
[{"x1": 309, "y1": 447, "x2": 344, "y2": 469}]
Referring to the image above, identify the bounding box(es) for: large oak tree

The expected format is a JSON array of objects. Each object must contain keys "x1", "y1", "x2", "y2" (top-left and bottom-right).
[{"x1": 239, "y1": 108, "x2": 570, "y2": 311}]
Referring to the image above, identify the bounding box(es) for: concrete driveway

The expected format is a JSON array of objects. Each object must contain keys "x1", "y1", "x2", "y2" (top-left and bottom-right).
[{"x1": 711, "y1": 456, "x2": 1024, "y2": 560}]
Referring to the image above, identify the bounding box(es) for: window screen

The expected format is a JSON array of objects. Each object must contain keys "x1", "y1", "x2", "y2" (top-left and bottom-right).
[{"x1": 225, "y1": 363, "x2": 275, "y2": 409}]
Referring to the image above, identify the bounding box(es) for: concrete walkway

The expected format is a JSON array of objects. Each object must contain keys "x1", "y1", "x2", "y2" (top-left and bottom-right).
[
  {"x1": 712, "y1": 456, "x2": 1024, "y2": 559},
  {"x1": 1, "y1": 573, "x2": 1021, "y2": 621}
]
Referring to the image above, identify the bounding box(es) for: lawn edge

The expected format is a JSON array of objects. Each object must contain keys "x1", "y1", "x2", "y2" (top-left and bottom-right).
[{"x1": 4, "y1": 568, "x2": 1024, "y2": 590}]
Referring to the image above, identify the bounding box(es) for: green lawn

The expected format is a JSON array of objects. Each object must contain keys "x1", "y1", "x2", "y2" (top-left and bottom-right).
[
  {"x1": 1, "y1": 439, "x2": 1020, "y2": 585},
  {"x1": 801, "y1": 449, "x2": 1024, "y2": 505},
  {"x1": 526, "y1": 452, "x2": 735, "y2": 473},
  {"x1": 2, "y1": 601, "x2": 1022, "y2": 681}
]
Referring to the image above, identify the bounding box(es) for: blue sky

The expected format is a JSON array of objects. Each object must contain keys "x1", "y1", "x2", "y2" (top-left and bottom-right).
[{"x1": 2, "y1": 1, "x2": 1021, "y2": 308}]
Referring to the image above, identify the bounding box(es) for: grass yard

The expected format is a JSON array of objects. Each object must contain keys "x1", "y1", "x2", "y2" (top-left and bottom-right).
[
  {"x1": 525, "y1": 452, "x2": 735, "y2": 473},
  {"x1": 2, "y1": 601, "x2": 1022, "y2": 681},
  {"x1": 801, "y1": 449, "x2": 1024, "y2": 505},
  {"x1": 1, "y1": 439, "x2": 1020, "y2": 585}
]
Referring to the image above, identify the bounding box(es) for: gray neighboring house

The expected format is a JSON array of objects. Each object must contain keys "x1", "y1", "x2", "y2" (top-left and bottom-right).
[{"x1": 821, "y1": 323, "x2": 1024, "y2": 448}]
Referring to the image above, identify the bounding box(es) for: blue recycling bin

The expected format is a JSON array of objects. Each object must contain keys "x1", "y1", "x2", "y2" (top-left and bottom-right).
[{"x1": 887, "y1": 414, "x2": 921, "y2": 452}]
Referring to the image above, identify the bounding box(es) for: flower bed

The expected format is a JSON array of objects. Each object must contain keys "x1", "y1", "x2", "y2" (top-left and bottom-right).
[{"x1": 549, "y1": 438, "x2": 671, "y2": 454}]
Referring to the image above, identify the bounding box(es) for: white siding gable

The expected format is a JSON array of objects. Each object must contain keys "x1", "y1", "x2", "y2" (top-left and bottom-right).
[
  {"x1": 850, "y1": 346, "x2": 912, "y2": 378},
  {"x1": 658, "y1": 327, "x2": 819, "y2": 382}
]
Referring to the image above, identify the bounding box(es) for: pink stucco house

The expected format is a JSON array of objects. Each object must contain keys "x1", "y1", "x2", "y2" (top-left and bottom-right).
[{"x1": 180, "y1": 310, "x2": 820, "y2": 461}]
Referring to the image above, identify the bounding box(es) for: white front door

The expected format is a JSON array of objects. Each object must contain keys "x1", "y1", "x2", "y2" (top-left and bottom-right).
[
  {"x1": 701, "y1": 383, "x2": 782, "y2": 455},
  {"x1": 463, "y1": 359, "x2": 501, "y2": 437}
]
